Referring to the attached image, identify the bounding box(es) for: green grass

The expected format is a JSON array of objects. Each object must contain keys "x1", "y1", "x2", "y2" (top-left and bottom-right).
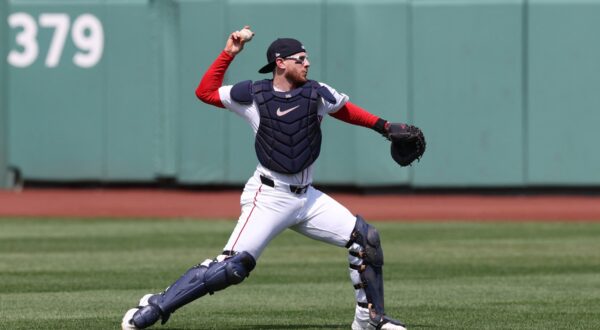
[{"x1": 1, "y1": 218, "x2": 599, "y2": 329}]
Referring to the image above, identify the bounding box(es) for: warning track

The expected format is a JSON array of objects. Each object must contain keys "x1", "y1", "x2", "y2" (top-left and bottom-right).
[{"x1": 1, "y1": 188, "x2": 599, "y2": 221}]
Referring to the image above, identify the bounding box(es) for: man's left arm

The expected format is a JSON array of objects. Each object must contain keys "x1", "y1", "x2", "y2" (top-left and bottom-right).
[
  {"x1": 330, "y1": 102, "x2": 426, "y2": 167},
  {"x1": 329, "y1": 102, "x2": 389, "y2": 135}
]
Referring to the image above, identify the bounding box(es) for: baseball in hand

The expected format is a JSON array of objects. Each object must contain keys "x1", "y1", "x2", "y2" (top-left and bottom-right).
[{"x1": 239, "y1": 28, "x2": 254, "y2": 42}]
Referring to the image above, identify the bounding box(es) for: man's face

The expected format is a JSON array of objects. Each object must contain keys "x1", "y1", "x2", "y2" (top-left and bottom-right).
[{"x1": 281, "y1": 52, "x2": 310, "y2": 84}]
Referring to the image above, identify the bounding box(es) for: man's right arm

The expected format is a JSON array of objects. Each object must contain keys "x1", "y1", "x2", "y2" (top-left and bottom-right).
[
  {"x1": 195, "y1": 26, "x2": 251, "y2": 108},
  {"x1": 195, "y1": 51, "x2": 234, "y2": 108}
]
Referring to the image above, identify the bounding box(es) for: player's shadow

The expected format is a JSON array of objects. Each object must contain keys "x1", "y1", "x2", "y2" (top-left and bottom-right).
[
  {"x1": 170, "y1": 324, "x2": 347, "y2": 329},
  {"x1": 241, "y1": 324, "x2": 435, "y2": 329},
  {"x1": 238, "y1": 325, "x2": 348, "y2": 329},
  {"x1": 174, "y1": 324, "x2": 434, "y2": 329}
]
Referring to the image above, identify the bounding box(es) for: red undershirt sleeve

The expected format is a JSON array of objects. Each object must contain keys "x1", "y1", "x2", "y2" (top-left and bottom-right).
[
  {"x1": 195, "y1": 50, "x2": 234, "y2": 108},
  {"x1": 330, "y1": 102, "x2": 387, "y2": 133}
]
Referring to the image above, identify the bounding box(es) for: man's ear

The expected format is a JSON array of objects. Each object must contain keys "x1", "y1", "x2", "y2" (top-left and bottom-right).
[{"x1": 275, "y1": 58, "x2": 286, "y2": 70}]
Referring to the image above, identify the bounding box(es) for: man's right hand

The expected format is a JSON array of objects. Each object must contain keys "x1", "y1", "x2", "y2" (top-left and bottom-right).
[{"x1": 224, "y1": 25, "x2": 252, "y2": 57}]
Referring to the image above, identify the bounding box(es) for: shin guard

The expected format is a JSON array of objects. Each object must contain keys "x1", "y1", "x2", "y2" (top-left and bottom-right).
[
  {"x1": 347, "y1": 215, "x2": 387, "y2": 325},
  {"x1": 134, "y1": 251, "x2": 256, "y2": 327}
]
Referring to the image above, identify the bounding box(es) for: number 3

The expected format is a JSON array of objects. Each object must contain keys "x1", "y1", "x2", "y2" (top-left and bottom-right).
[
  {"x1": 7, "y1": 12, "x2": 104, "y2": 68},
  {"x1": 7, "y1": 13, "x2": 38, "y2": 68}
]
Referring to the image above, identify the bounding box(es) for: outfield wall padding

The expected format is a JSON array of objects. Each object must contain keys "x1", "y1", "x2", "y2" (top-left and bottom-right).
[
  {"x1": 1, "y1": 0, "x2": 9, "y2": 187},
  {"x1": 3, "y1": 0, "x2": 600, "y2": 188}
]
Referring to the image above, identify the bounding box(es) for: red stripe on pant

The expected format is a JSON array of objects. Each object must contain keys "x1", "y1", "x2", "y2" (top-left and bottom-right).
[{"x1": 231, "y1": 185, "x2": 262, "y2": 252}]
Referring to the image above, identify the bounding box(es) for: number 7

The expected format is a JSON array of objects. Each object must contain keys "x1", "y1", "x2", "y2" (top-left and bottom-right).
[{"x1": 39, "y1": 13, "x2": 70, "y2": 68}]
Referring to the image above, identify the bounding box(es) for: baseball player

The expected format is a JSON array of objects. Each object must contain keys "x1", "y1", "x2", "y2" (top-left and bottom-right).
[{"x1": 122, "y1": 26, "x2": 419, "y2": 330}]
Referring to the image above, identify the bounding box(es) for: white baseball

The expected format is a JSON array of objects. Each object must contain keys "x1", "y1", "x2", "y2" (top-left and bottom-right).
[{"x1": 239, "y1": 28, "x2": 254, "y2": 41}]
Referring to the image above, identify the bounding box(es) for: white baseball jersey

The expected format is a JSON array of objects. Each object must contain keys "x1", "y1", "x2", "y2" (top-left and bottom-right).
[
  {"x1": 217, "y1": 81, "x2": 356, "y2": 260},
  {"x1": 218, "y1": 82, "x2": 348, "y2": 186}
]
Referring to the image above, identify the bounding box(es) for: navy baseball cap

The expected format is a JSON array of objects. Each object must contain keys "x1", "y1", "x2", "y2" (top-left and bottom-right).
[{"x1": 258, "y1": 38, "x2": 306, "y2": 74}]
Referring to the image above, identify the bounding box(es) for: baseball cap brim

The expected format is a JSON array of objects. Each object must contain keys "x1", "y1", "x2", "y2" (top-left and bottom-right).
[{"x1": 258, "y1": 62, "x2": 276, "y2": 74}]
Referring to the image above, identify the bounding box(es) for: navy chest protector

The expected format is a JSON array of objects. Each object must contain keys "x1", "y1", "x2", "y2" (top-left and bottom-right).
[{"x1": 231, "y1": 79, "x2": 337, "y2": 174}]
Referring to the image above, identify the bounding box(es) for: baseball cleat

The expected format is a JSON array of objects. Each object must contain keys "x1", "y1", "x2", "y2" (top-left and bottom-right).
[
  {"x1": 351, "y1": 316, "x2": 407, "y2": 330},
  {"x1": 137, "y1": 294, "x2": 154, "y2": 307},
  {"x1": 121, "y1": 294, "x2": 156, "y2": 330},
  {"x1": 121, "y1": 308, "x2": 139, "y2": 330}
]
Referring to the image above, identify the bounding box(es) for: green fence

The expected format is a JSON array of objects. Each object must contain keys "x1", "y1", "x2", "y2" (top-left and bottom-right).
[
  {"x1": 3, "y1": 0, "x2": 600, "y2": 188},
  {"x1": 527, "y1": 0, "x2": 600, "y2": 185},
  {"x1": 1, "y1": 0, "x2": 8, "y2": 187}
]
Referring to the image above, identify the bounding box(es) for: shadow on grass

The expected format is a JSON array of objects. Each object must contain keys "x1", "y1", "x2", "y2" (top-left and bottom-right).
[
  {"x1": 240, "y1": 325, "x2": 348, "y2": 329},
  {"x1": 167, "y1": 325, "x2": 349, "y2": 330},
  {"x1": 168, "y1": 323, "x2": 436, "y2": 329}
]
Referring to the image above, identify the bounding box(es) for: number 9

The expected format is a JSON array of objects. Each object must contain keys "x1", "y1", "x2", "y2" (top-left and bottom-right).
[{"x1": 71, "y1": 14, "x2": 104, "y2": 68}]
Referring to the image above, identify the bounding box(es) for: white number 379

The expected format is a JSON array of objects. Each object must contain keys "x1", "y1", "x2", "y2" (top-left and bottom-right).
[{"x1": 7, "y1": 12, "x2": 104, "y2": 68}]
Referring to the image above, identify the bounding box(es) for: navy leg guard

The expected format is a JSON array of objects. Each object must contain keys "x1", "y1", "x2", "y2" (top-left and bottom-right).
[
  {"x1": 131, "y1": 303, "x2": 162, "y2": 329},
  {"x1": 346, "y1": 215, "x2": 387, "y2": 324},
  {"x1": 132, "y1": 251, "x2": 256, "y2": 328}
]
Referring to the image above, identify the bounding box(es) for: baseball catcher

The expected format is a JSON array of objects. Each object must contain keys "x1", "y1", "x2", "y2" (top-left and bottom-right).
[{"x1": 122, "y1": 25, "x2": 424, "y2": 330}]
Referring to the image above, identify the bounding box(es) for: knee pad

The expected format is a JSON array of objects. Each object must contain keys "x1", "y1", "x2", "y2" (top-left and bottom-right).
[
  {"x1": 204, "y1": 251, "x2": 256, "y2": 291},
  {"x1": 152, "y1": 251, "x2": 256, "y2": 320},
  {"x1": 346, "y1": 216, "x2": 386, "y2": 321},
  {"x1": 346, "y1": 215, "x2": 383, "y2": 267}
]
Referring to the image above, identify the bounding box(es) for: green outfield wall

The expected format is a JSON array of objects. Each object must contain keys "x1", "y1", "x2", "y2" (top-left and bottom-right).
[
  {"x1": 2, "y1": 0, "x2": 600, "y2": 188},
  {"x1": 1, "y1": 0, "x2": 8, "y2": 187}
]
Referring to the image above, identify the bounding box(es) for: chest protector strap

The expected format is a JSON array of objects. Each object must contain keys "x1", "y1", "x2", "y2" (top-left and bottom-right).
[{"x1": 230, "y1": 79, "x2": 336, "y2": 105}]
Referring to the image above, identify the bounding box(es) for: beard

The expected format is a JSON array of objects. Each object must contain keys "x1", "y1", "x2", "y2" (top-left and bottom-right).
[{"x1": 285, "y1": 69, "x2": 308, "y2": 86}]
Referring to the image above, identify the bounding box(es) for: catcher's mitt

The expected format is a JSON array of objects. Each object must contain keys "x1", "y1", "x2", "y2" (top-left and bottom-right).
[{"x1": 386, "y1": 123, "x2": 426, "y2": 167}]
